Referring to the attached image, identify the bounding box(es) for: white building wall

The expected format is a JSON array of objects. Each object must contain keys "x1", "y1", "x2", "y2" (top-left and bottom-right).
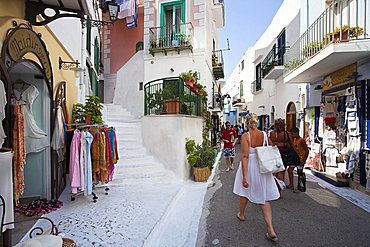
[
  {"x1": 142, "y1": 115, "x2": 203, "y2": 180},
  {"x1": 47, "y1": 0, "x2": 101, "y2": 102}
]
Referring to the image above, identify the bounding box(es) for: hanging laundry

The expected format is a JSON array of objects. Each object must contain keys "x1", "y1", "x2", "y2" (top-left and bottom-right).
[
  {"x1": 14, "y1": 85, "x2": 49, "y2": 154},
  {"x1": 117, "y1": 0, "x2": 138, "y2": 28},
  {"x1": 51, "y1": 106, "x2": 66, "y2": 162},
  {"x1": 0, "y1": 79, "x2": 6, "y2": 148},
  {"x1": 13, "y1": 104, "x2": 26, "y2": 204}
]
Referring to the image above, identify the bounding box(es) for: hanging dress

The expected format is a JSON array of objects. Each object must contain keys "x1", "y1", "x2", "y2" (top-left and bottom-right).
[
  {"x1": 51, "y1": 106, "x2": 66, "y2": 162},
  {"x1": 233, "y1": 132, "x2": 280, "y2": 204},
  {"x1": 14, "y1": 85, "x2": 49, "y2": 153},
  {"x1": 13, "y1": 104, "x2": 26, "y2": 204}
]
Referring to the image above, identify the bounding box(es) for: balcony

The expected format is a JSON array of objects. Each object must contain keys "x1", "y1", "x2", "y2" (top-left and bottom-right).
[
  {"x1": 149, "y1": 22, "x2": 193, "y2": 56},
  {"x1": 144, "y1": 77, "x2": 201, "y2": 116},
  {"x1": 261, "y1": 45, "x2": 285, "y2": 79},
  {"x1": 212, "y1": 50, "x2": 225, "y2": 80},
  {"x1": 212, "y1": 0, "x2": 225, "y2": 28},
  {"x1": 284, "y1": 0, "x2": 370, "y2": 84},
  {"x1": 251, "y1": 79, "x2": 262, "y2": 94}
]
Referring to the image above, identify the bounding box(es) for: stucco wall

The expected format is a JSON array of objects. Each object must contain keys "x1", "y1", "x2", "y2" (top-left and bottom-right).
[
  {"x1": 0, "y1": 0, "x2": 24, "y2": 18},
  {"x1": 142, "y1": 115, "x2": 202, "y2": 180},
  {"x1": 113, "y1": 50, "x2": 144, "y2": 117}
]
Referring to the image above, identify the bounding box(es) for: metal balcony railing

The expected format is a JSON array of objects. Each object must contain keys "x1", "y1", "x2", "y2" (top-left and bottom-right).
[
  {"x1": 261, "y1": 45, "x2": 285, "y2": 77},
  {"x1": 212, "y1": 50, "x2": 225, "y2": 79},
  {"x1": 284, "y1": 0, "x2": 370, "y2": 75},
  {"x1": 149, "y1": 22, "x2": 193, "y2": 52},
  {"x1": 144, "y1": 77, "x2": 201, "y2": 116},
  {"x1": 251, "y1": 79, "x2": 262, "y2": 94}
]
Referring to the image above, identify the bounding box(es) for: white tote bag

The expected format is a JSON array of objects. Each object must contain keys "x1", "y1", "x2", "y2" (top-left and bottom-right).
[{"x1": 256, "y1": 132, "x2": 285, "y2": 174}]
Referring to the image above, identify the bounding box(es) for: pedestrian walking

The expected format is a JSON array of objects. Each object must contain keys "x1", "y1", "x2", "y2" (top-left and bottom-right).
[
  {"x1": 233, "y1": 113, "x2": 280, "y2": 242},
  {"x1": 289, "y1": 127, "x2": 309, "y2": 192},
  {"x1": 269, "y1": 119, "x2": 289, "y2": 183},
  {"x1": 237, "y1": 125, "x2": 243, "y2": 144},
  {"x1": 221, "y1": 121, "x2": 238, "y2": 172}
]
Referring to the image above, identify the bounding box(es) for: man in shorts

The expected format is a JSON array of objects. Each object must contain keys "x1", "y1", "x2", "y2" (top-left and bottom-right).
[{"x1": 221, "y1": 121, "x2": 238, "y2": 172}]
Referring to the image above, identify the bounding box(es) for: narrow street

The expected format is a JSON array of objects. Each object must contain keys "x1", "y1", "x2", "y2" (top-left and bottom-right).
[{"x1": 197, "y1": 144, "x2": 370, "y2": 247}]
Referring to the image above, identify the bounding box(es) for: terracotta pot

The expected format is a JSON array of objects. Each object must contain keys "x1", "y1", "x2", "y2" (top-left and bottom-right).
[
  {"x1": 184, "y1": 78, "x2": 195, "y2": 88},
  {"x1": 164, "y1": 99, "x2": 180, "y2": 114},
  {"x1": 333, "y1": 31, "x2": 349, "y2": 42},
  {"x1": 193, "y1": 167, "x2": 211, "y2": 182}
]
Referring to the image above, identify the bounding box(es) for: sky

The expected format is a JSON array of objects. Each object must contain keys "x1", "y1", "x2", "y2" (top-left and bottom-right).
[{"x1": 219, "y1": 0, "x2": 284, "y2": 79}]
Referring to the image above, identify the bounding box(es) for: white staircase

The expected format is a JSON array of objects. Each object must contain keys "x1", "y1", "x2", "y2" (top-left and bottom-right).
[{"x1": 103, "y1": 104, "x2": 175, "y2": 185}]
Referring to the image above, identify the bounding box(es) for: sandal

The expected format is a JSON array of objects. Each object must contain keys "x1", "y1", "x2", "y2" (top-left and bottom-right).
[
  {"x1": 266, "y1": 233, "x2": 278, "y2": 242},
  {"x1": 236, "y1": 212, "x2": 245, "y2": 221}
]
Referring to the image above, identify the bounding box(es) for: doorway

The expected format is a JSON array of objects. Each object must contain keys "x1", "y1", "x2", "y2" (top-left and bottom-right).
[
  {"x1": 286, "y1": 102, "x2": 297, "y2": 132},
  {"x1": 9, "y1": 61, "x2": 51, "y2": 201}
]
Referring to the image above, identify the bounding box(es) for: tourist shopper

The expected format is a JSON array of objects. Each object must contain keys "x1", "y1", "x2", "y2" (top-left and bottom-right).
[
  {"x1": 269, "y1": 119, "x2": 289, "y2": 182},
  {"x1": 233, "y1": 114, "x2": 280, "y2": 242},
  {"x1": 222, "y1": 121, "x2": 238, "y2": 172},
  {"x1": 289, "y1": 127, "x2": 309, "y2": 192}
]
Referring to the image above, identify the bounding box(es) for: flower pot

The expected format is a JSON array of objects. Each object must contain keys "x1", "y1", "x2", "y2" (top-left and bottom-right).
[
  {"x1": 184, "y1": 78, "x2": 195, "y2": 88},
  {"x1": 193, "y1": 167, "x2": 211, "y2": 182},
  {"x1": 334, "y1": 32, "x2": 349, "y2": 42},
  {"x1": 164, "y1": 99, "x2": 180, "y2": 114}
]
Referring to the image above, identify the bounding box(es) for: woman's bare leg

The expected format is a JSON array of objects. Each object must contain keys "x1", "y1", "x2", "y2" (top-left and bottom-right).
[
  {"x1": 238, "y1": 196, "x2": 248, "y2": 220},
  {"x1": 260, "y1": 202, "x2": 276, "y2": 237}
]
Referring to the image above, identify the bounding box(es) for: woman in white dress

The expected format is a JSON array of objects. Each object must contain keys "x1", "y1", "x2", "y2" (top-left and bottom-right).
[{"x1": 233, "y1": 113, "x2": 280, "y2": 241}]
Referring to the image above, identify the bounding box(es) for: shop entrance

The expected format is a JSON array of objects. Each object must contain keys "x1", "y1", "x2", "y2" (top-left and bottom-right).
[
  {"x1": 286, "y1": 102, "x2": 296, "y2": 132},
  {"x1": 9, "y1": 61, "x2": 51, "y2": 201}
]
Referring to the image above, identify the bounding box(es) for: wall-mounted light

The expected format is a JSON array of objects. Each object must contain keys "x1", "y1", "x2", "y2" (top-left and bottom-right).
[
  {"x1": 81, "y1": 0, "x2": 120, "y2": 28},
  {"x1": 59, "y1": 57, "x2": 84, "y2": 78}
]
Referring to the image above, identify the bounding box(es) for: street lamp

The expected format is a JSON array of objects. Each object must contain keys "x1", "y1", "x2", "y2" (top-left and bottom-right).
[{"x1": 106, "y1": 0, "x2": 120, "y2": 22}]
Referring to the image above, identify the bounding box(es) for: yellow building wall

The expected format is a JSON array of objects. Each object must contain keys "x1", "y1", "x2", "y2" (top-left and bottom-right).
[
  {"x1": 0, "y1": 17, "x2": 77, "y2": 117},
  {"x1": 0, "y1": 0, "x2": 24, "y2": 19}
]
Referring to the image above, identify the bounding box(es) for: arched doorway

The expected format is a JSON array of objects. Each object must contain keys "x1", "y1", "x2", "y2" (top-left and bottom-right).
[{"x1": 286, "y1": 102, "x2": 297, "y2": 132}]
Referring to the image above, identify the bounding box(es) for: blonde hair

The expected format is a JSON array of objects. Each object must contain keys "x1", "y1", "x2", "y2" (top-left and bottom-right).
[
  {"x1": 274, "y1": 118, "x2": 286, "y2": 133},
  {"x1": 246, "y1": 113, "x2": 258, "y2": 128}
]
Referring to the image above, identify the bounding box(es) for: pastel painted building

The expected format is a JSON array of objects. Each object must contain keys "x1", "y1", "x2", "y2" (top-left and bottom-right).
[{"x1": 102, "y1": 0, "x2": 225, "y2": 179}]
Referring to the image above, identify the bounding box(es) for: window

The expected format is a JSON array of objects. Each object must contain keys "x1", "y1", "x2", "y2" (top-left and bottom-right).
[
  {"x1": 277, "y1": 29, "x2": 285, "y2": 65},
  {"x1": 160, "y1": 1, "x2": 185, "y2": 46},
  {"x1": 240, "y1": 81, "x2": 243, "y2": 97},
  {"x1": 241, "y1": 60, "x2": 244, "y2": 71},
  {"x1": 256, "y1": 63, "x2": 262, "y2": 91},
  {"x1": 94, "y1": 37, "x2": 99, "y2": 73},
  {"x1": 136, "y1": 41, "x2": 144, "y2": 52},
  {"x1": 86, "y1": 16, "x2": 91, "y2": 54}
]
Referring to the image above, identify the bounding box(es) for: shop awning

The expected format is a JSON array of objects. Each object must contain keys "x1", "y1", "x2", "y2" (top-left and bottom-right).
[
  {"x1": 239, "y1": 112, "x2": 249, "y2": 117},
  {"x1": 26, "y1": 0, "x2": 89, "y2": 26}
]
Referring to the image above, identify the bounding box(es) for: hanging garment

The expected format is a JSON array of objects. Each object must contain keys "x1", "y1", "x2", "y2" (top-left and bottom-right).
[
  {"x1": 126, "y1": 0, "x2": 137, "y2": 28},
  {"x1": 85, "y1": 131, "x2": 93, "y2": 195},
  {"x1": 14, "y1": 85, "x2": 49, "y2": 153},
  {"x1": 90, "y1": 128, "x2": 100, "y2": 183},
  {"x1": 0, "y1": 151, "x2": 14, "y2": 231},
  {"x1": 0, "y1": 79, "x2": 7, "y2": 148},
  {"x1": 79, "y1": 131, "x2": 86, "y2": 192},
  {"x1": 13, "y1": 104, "x2": 26, "y2": 204},
  {"x1": 69, "y1": 130, "x2": 81, "y2": 194},
  {"x1": 99, "y1": 131, "x2": 108, "y2": 183},
  {"x1": 51, "y1": 106, "x2": 66, "y2": 162},
  {"x1": 324, "y1": 147, "x2": 339, "y2": 167},
  {"x1": 114, "y1": 130, "x2": 119, "y2": 164},
  {"x1": 105, "y1": 129, "x2": 114, "y2": 183}
]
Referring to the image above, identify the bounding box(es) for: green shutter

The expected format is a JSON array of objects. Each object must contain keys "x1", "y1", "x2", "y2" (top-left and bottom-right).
[{"x1": 86, "y1": 16, "x2": 91, "y2": 54}]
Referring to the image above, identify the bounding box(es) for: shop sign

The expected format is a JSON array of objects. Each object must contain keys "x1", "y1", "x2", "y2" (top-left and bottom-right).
[
  {"x1": 7, "y1": 27, "x2": 52, "y2": 82},
  {"x1": 322, "y1": 63, "x2": 357, "y2": 91}
]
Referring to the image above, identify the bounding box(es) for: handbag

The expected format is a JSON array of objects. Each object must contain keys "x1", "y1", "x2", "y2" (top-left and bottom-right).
[
  {"x1": 281, "y1": 132, "x2": 300, "y2": 166},
  {"x1": 297, "y1": 170, "x2": 306, "y2": 192},
  {"x1": 256, "y1": 132, "x2": 285, "y2": 174}
]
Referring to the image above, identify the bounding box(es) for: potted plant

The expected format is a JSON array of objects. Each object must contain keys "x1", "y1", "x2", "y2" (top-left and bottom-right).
[
  {"x1": 150, "y1": 39, "x2": 157, "y2": 49},
  {"x1": 162, "y1": 83, "x2": 180, "y2": 114},
  {"x1": 72, "y1": 103, "x2": 86, "y2": 123},
  {"x1": 147, "y1": 90, "x2": 164, "y2": 114},
  {"x1": 185, "y1": 138, "x2": 215, "y2": 182},
  {"x1": 84, "y1": 95, "x2": 104, "y2": 124},
  {"x1": 159, "y1": 37, "x2": 164, "y2": 48},
  {"x1": 179, "y1": 70, "x2": 198, "y2": 89}
]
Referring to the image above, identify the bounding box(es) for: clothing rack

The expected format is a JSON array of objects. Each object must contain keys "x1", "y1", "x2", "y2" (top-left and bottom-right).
[{"x1": 68, "y1": 123, "x2": 116, "y2": 203}]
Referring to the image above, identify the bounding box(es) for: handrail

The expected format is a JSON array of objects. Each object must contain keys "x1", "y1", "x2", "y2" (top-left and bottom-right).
[
  {"x1": 251, "y1": 78, "x2": 262, "y2": 94},
  {"x1": 144, "y1": 77, "x2": 201, "y2": 116},
  {"x1": 284, "y1": 0, "x2": 369, "y2": 76},
  {"x1": 149, "y1": 22, "x2": 193, "y2": 49},
  {"x1": 261, "y1": 45, "x2": 285, "y2": 77}
]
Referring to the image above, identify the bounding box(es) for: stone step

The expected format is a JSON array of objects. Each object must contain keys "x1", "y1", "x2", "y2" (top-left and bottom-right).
[
  {"x1": 109, "y1": 175, "x2": 175, "y2": 186},
  {"x1": 106, "y1": 118, "x2": 141, "y2": 123},
  {"x1": 119, "y1": 156, "x2": 156, "y2": 165},
  {"x1": 107, "y1": 122, "x2": 142, "y2": 128},
  {"x1": 119, "y1": 147, "x2": 147, "y2": 156}
]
